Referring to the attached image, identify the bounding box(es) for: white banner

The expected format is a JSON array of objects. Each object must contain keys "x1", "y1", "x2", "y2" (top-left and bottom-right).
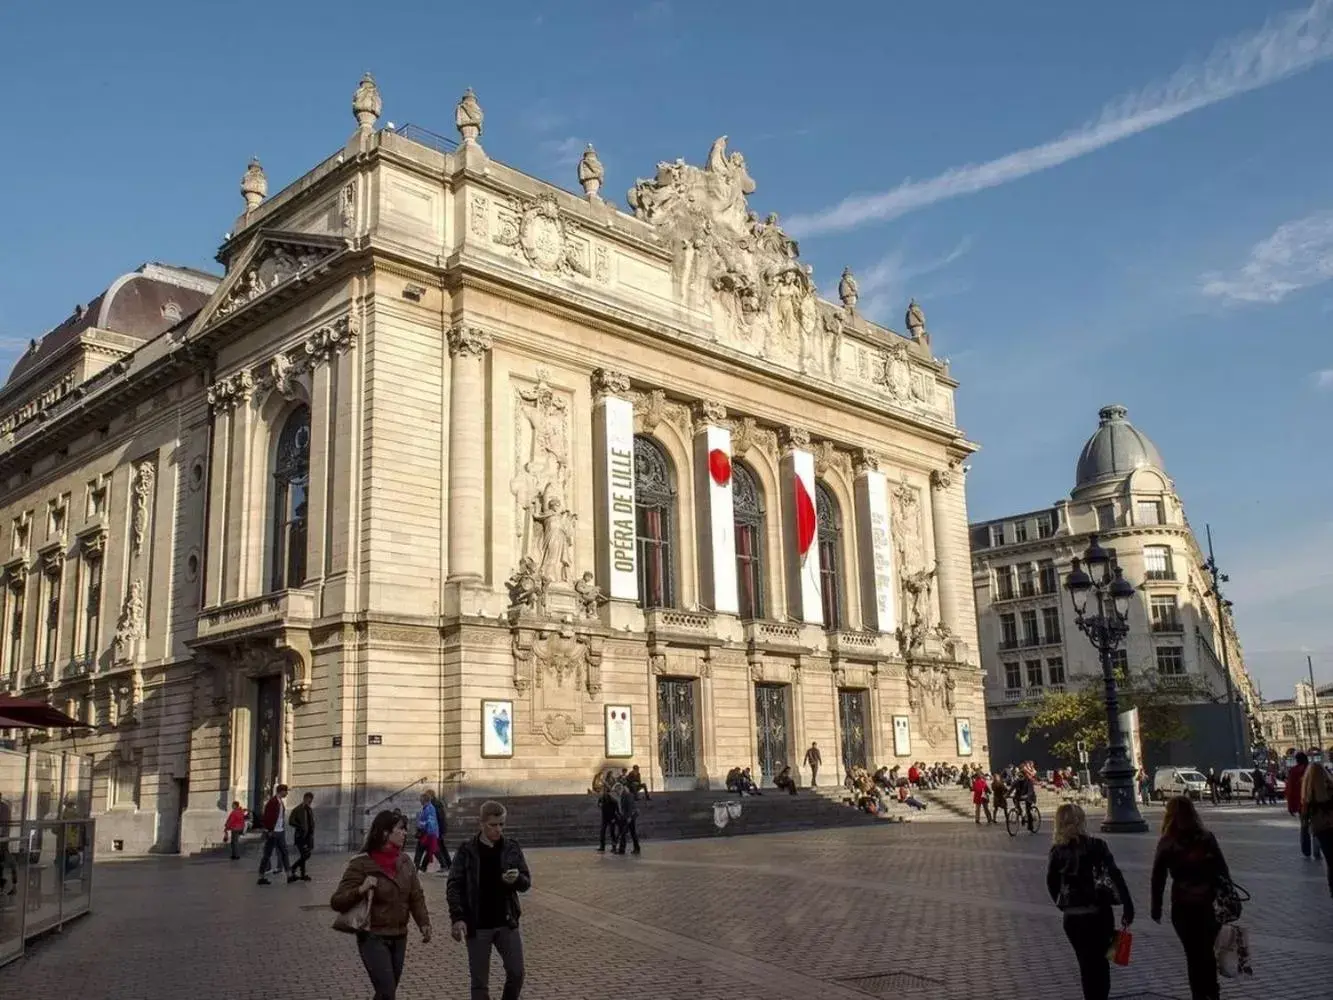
[
  {"x1": 701, "y1": 424, "x2": 738, "y2": 614},
  {"x1": 598, "y1": 396, "x2": 638, "y2": 601},
  {"x1": 789, "y1": 448, "x2": 823, "y2": 626},
  {"x1": 857, "y1": 469, "x2": 896, "y2": 633},
  {"x1": 1120, "y1": 707, "x2": 1143, "y2": 771}
]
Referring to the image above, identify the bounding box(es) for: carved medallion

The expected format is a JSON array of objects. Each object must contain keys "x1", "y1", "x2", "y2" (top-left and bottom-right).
[{"x1": 494, "y1": 194, "x2": 590, "y2": 277}]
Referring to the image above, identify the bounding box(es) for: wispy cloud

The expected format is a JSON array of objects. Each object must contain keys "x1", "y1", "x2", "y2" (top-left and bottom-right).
[
  {"x1": 787, "y1": 0, "x2": 1333, "y2": 238},
  {"x1": 1315, "y1": 368, "x2": 1333, "y2": 388},
  {"x1": 846, "y1": 237, "x2": 974, "y2": 322},
  {"x1": 1200, "y1": 209, "x2": 1333, "y2": 304},
  {"x1": 537, "y1": 136, "x2": 586, "y2": 179}
]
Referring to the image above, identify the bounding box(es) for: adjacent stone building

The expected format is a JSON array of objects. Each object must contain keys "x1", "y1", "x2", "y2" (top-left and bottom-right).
[
  {"x1": 971, "y1": 405, "x2": 1258, "y2": 771},
  {"x1": 1256, "y1": 680, "x2": 1332, "y2": 754},
  {"x1": 1, "y1": 78, "x2": 984, "y2": 854}
]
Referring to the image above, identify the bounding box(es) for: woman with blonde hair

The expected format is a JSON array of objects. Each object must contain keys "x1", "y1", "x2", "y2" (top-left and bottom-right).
[
  {"x1": 1046, "y1": 802, "x2": 1134, "y2": 1000},
  {"x1": 1150, "y1": 796, "x2": 1230, "y2": 1000},
  {"x1": 1302, "y1": 761, "x2": 1333, "y2": 897}
]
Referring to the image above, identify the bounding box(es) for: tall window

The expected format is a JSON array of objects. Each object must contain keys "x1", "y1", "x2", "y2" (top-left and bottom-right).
[
  {"x1": 1109, "y1": 648, "x2": 1129, "y2": 673},
  {"x1": 1013, "y1": 520, "x2": 1029, "y2": 543},
  {"x1": 1156, "y1": 646, "x2": 1185, "y2": 676},
  {"x1": 42, "y1": 563, "x2": 62, "y2": 668},
  {"x1": 1047, "y1": 656, "x2": 1066, "y2": 685},
  {"x1": 1041, "y1": 606, "x2": 1062, "y2": 644},
  {"x1": 1020, "y1": 609, "x2": 1040, "y2": 646},
  {"x1": 1136, "y1": 500, "x2": 1163, "y2": 525},
  {"x1": 989, "y1": 524, "x2": 1004, "y2": 547},
  {"x1": 5, "y1": 582, "x2": 24, "y2": 678},
  {"x1": 270, "y1": 406, "x2": 311, "y2": 592},
  {"x1": 1096, "y1": 504, "x2": 1116, "y2": 531},
  {"x1": 1036, "y1": 514, "x2": 1054, "y2": 539},
  {"x1": 1281, "y1": 716, "x2": 1296, "y2": 738},
  {"x1": 81, "y1": 554, "x2": 103, "y2": 662},
  {"x1": 999, "y1": 613, "x2": 1018, "y2": 649},
  {"x1": 1025, "y1": 659, "x2": 1044, "y2": 688},
  {"x1": 633, "y1": 436, "x2": 676, "y2": 609},
  {"x1": 815, "y1": 482, "x2": 844, "y2": 630},
  {"x1": 1003, "y1": 662, "x2": 1021, "y2": 690},
  {"x1": 994, "y1": 566, "x2": 1015, "y2": 601},
  {"x1": 1144, "y1": 545, "x2": 1174, "y2": 581},
  {"x1": 1150, "y1": 595, "x2": 1180, "y2": 631},
  {"x1": 1038, "y1": 559, "x2": 1058, "y2": 594},
  {"x1": 1017, "y1": 564, "x2": 1035, "y2": 597},
  {"x1": 732, "y1": 462, "x2": 765, "y2": 620}
]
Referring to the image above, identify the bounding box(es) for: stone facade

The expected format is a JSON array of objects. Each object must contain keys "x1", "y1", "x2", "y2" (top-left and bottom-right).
[
  {"x1": 1256, "y1": 680, "x2": 1333, "y2": 754},
  {"x1": 0, "y1": 80, "x2": 983, "y2": 854}
]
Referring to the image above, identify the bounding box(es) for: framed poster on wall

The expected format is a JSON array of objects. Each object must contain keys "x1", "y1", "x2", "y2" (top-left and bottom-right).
[
  {"x1": 605, "y1": 705, "x2": 633, "y2": 758},
  {"x1": 956, "y1": 717, "x2": 973, "y2": 757},
  {"x1": 892, "y1": 715, "x2": 911, "y2": 757},
  {"x1": 481, "y1": 700, "x2": 514, "y2": 758}
]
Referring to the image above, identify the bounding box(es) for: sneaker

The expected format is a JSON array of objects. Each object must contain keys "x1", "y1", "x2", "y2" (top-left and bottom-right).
[
  {"x1": 287, "y1": 875, "x2": 299, "y2": 884},
  {"x1": 257, "y1": 877, "x2": 271, "y2": 885}
]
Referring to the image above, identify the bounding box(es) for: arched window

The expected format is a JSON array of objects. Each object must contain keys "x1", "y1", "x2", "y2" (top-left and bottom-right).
[
  {"x1": 270, "y1": 406, "x2": 311, "y2": 591},
  {"x1": 1281, "y1": 715, "x2": 1296, "y2": 739},
  {"x1": 633, "y1": 436, "x2": 676, "y2": 609},
  {"x1": 732, "y1": 461, "x2": 765, "y2": 620},
  {"x1": 815, "y1": 482, "x2": 843, "y2": 629}
]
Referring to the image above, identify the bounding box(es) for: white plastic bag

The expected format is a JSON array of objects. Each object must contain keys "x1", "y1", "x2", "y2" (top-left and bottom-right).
[
  {"x1": 726, "y1": 801, "x2": 742, "y2": 820},
  {"x1": 1214, "y1": 922, "x2": 1253, "y2": 978},
  {"x1": 712, "y1": 803, "x2": 730, "y2": 830}
]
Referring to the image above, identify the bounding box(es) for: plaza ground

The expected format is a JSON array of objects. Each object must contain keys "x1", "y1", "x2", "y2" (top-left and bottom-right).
[{"x1": 3, "y1": 804, "x2": 1331, "y2": 999}]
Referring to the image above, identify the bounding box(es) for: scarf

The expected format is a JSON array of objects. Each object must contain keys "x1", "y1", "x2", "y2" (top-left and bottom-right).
[{"x1": 369, "y1": 843, "x2": 401, "y2": 878}]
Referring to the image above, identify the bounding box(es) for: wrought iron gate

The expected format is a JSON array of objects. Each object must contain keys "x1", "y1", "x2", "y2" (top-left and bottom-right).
[
  {"x1": 656, "y1": 679, "x2": 697, "y2": 787},
  {"x1": 754, "y1": 684, "x2": 790, "y2": 784},
  {"x1": 838, "y1": 689, "x2": 869, "y2": 773}
]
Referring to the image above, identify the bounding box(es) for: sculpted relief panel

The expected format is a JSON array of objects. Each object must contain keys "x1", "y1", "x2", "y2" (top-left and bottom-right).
[{"x1": 509, "y1": 371, "x2": 576, "y2": 590}]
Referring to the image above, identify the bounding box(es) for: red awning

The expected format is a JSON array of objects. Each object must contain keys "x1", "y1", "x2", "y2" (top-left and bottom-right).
[{"x1": 0, "y1": 695, "x2": 88, "y2": 729}]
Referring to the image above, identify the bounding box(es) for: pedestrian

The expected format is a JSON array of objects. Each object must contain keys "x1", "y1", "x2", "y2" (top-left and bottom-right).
[
  {"x1": 803, "y1": 741, "x2": 822, "y2": 787},
  {"x1": 1150, "y1": 796, "x2": 1231, "y2": 1000},
  {"x1": 256, "y1": 784, "x2": 294, "y2": 885},
  {"x1": 447, "y1": 800, "x2": 530, "y2": 1000},
  {"x1": 1047, "y1": 803, "x2": 1133, "y2": 1000},
  {"x1": 224, "y1": 800, "x2": 247, "y2": 861},
  {"x1": 971, "y1": 771, "x2": 993, "y2": 825},
  {"x1": 1206, "y1": 768, "x2": 1219, "y2": 806},
  {"x1": 596, "y1": 770, "x2": 620, "y2": 853},
  {"x1": 1301, "y1": 760, "x2": 1333, "y2": 897},
  {"x1": 331, "y1": 809, "x2": 431, "y2": 1000},
  {"x1": 427, "y1": 788, "x2": 452, "y2": 871},
  {"x1": 1286, "y1": 752, "x2": 1322, "y2": 862},
  {"x1": 414, "y1": 792, "x2": 441, "y2": 872},
  {"x1": 290, "y1": 792, "x2": 315, "y2": 881},
  {"x1": 615, "y1": 779, "x2": 641, "y2": 854}
]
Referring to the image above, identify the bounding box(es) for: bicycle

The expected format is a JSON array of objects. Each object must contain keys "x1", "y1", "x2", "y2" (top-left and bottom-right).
[{"x1": 1005, "y1": 801, "x2": 1042, "y2": 837}]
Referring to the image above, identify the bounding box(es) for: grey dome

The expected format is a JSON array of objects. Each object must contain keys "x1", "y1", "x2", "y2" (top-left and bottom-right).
[{"x1": 1074, "y1": 405, "x2": 1165, "y2": 490}]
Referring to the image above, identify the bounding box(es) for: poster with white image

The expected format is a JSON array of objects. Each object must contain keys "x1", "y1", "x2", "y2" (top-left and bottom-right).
[
  {"x1": 605, "y1": 705, "x2": 633, "y2": 758},
  {"x1": 956, "y1": 717, "x2": 973, "y2": 757},
  {"x1": 893, "y1": 715, "x2": 911, "y2": 757}
]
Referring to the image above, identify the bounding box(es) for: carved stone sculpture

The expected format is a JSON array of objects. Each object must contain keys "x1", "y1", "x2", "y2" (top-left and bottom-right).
[
  {"x1": 494, "y1": 194, "x2": 589, "y2": 276},
  {"x1": 590, "y1": 368, "x2": 631, "y2": 398},
  {"x1": 905, "y1": 298, "x2": 927, "y2": 342},
  {"x1": 531, "y1": 492, "x2": 575, "y2": 584},
  {"x1": 574, "y1": 572, "x2": 606, "y2": 619},
  {"x1": 506, "y1": 556, "x2": 546, "y2": 612},
  {"x1": 113, "y1": 678, "x2": 140, "y2": 727},
  {"x1": 214, "y1": 239, "x2": 336, "y2": 320},
  {"x1": 447, "y1": 324, "x2": 492, "y2": 359},
  {"x1": 131, "y1": 459, "x2": 156, "y2": 556},
  {"x1": 206, "y1": 370, "x2": 256, "y2": 412},
  {"x1": 891, "y1": 483, "x2": 926, "y2": 574},
  {"x1": 511, "y1": 373, "x2": 573, "y2": 583},
  {"x1": 578, "y1": 144, "x2": 604, "y2": 200},
  {"x1": 114, "y1": 580, "x2": 146, "y2": 664},
  {"x1": 838, "y1": 267, "x2": 859, "y2": 311},
  {"x1": 455, "y1": 88, "x2": 483, "y2": 144},
  {"x1": 241, "y1": 158, "x2": 267, "y2": 213},
  {"x1": 352, "y1": 72, "x2": 383, "y2": 130}
]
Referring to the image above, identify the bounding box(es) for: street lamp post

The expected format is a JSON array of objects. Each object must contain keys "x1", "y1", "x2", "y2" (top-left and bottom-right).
[{"x1": 1066, "y1": 534, "x2": 1150, "y2": 833}]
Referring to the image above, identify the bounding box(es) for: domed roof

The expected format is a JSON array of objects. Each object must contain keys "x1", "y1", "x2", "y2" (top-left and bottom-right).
[{"x1": 1074, "y1": 404, "x2": 1166, "y2": 491}]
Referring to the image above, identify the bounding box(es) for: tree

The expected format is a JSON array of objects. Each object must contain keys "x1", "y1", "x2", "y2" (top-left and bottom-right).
[{"x1": 1018, "y1": 668, "x2": 1212, "y2": 763}]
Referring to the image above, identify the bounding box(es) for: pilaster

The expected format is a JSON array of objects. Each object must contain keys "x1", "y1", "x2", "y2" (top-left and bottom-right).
[{"x1": 446, "y1": 324, "x2": 492, "y2": 583}]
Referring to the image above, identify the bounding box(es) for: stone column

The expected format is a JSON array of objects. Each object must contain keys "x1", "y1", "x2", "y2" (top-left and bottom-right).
[
  {"x1": 590, "y1": 369, "x2": 638, "y2": 602},
  {"x1": 853, "y1": 449, "x2": 896, "y2": 633},
  {"x1": 930, "y1": 466, "x2": 960, "y2": 633},
  {"x1": 692, "y1": 400, "x2": 737, "y2": 616},
  {"x1": 446, "y1": 325, "x2": 492, "y2": 582},
  {"x1": 779, "y1": 427, "x2": 822, "y2": 626},
  {"x1": 203, "y1": 406, "x2": 231, "y2": 608}
]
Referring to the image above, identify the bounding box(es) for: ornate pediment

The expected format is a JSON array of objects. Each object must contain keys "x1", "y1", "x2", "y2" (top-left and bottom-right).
[{"x1": 195, "y1": 231, "x2": 346, "y2": 332}]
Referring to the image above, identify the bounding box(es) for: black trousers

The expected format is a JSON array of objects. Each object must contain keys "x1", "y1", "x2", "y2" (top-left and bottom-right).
[
  {"x1": 598, "y1": 807, "x2": 619, "y2": 850},
  {"x1": 1171, "y1": 902, "x2": 1220, "y2": 1000},
  {"x1": 1317, "y1": 830, "x2": 1333, "y2": 895},
  {"x1": 466, "y1": 926, "x2": 524, "y2": 1000},
  {"x1": 616, "y1": 816, "x2": 640, "y2": 853},
  {"x1": 1062, "y1": 908, "x2": 1115, "y2": 1000},
  {"x1": 356, "y1": 931, "x2": 407, "y2": 1000},
  {"x1": 227, "y1": 830, "x2": 242, "y2": 859},
  {"x1": 293, "y1": 835, "x2": 313, "y2": 877},
  {"x1": 258, "y1": 832, "x2": 289, "y2": 875}
]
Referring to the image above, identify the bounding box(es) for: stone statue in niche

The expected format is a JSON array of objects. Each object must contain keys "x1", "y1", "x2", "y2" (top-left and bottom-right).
[
  {"x1": 905, "y1": 660, "x2": 951, "y2": 747},
  {"x1": 113, "y1": 579, "x2": 146, "y2": 663},
  {"x1": 890, "y1": 483, "x2": 926, "y2": 575},
  {"x1": 897, "y1": 567, "x2": 937, "y2": 654},
  {"x1": 506, "y1": 556, "x2": 547, "y2": 613},
  {"x1": 510, "y1": 373, "x2": 572, "y2": 583},
  {"x1": 574, "y1": 572, "x2": 606, "y2": 619}
]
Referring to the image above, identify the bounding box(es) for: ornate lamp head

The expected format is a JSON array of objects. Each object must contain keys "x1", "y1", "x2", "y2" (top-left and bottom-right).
[{"x1": 1066, "y1": 558, "x2": 1092, "y2": 616}]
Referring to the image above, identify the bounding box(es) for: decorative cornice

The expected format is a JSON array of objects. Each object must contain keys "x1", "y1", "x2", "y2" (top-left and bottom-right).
[
  {"x1": 853, "y1": 448, "x2": 882, "y2": 476},
  {"x1": 691, "y1": 399, "x2": 727, "y2": 430},
  {"x1": 590, "y1": 367, "x2": 631, "y2": 399},
  {"x1": 779, "y1": 425, "x2": 811, "y2": 452},
  {"x1": 447, "y1": 324, "x2": 493, "y2": 359}
]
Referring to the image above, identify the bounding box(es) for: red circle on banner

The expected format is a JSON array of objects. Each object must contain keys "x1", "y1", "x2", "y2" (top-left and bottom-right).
[
  {"x1": 795, "y1": 478, "x2": 817, "y2": 558},
  {"x1": 709, "y1": 448, "x2": 732, "y2": 486}
]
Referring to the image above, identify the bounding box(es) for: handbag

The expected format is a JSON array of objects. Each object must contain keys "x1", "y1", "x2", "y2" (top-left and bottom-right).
[
  {"x1": 1213, "y1": 876, "x2": 1249, "y2": 925},
  {"x1": 332, "y1": 888, "x2": 373, "y2": 934},
  {"x1": 1107, "y1": 929, "x2": 1133, "y2": 966}
]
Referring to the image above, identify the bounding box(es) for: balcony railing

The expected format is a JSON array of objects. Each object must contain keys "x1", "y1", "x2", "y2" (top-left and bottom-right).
[
  {"x1": 1158, "y1": 672, "x2": 1192, "y2": 689},
  {"x1": 999, "y1": 639, "x2": 1020, "y2": 651},
  {"x1": 1144, "y1": 570, "x2": 1176, "y2": 581},
  {"x1": 995, "y1": 589, "x2": 1016, "y2": 602},
  {"x1": 1151, "y1": 620, "x2": 1184, "y2": 633},
  {"x1": 1003, "y1": 688, "x2": 1023, "y2": 702},
  {"x1": 197, "y1": 589, "x2": 315, "y2": 642},
  {"x1": 60, "y1": 656, "x2": 94, "y2": 681}
]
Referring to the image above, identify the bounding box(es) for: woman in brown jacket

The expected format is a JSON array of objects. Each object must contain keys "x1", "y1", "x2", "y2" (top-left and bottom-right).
[{"x1": 331, "y1": 810, "x2": 432, "y2": 1000}]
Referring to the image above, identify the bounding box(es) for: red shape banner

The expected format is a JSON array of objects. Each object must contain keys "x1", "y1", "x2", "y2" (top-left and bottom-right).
[
  {"x1": 795, "y1": 477, "x2": 816, "y2": 559},
  {"x1": 709, "y1": 448, "x2": 732, "y2": 486}
]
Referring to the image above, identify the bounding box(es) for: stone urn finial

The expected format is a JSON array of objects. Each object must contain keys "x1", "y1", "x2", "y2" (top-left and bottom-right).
[
  {"x1": 352, "y1": 72, "x2": 383, "y2": 130},
  {"x1": 455, "y1": 88, "x2": 484, "y2": 145},
  {"x1": 241, "y1": 158, "x2": 267, "y2": 213},
  {"x1": 578, "y1": 143, "x2": 605, "y2": 200},
  {"x1": 838, "y1": 266, "x2": 859, "y2": 312}
]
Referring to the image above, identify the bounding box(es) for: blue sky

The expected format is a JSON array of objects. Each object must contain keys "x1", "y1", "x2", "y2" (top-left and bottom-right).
[{"x1": 2, "y1": 1, "x2": 1331, "y2": 696}]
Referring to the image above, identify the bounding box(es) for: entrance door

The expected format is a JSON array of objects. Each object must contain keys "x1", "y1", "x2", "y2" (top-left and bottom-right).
[
  {"x1": 656, "y1": 678, "x2": 697, "y2": 790},
  {"x1": 754, "y1": 684, "x2": 790, "y2": 785},
  {"x1": 251, "y1": 676, "x2": 283, "y2": 817},
  {"x1": 839, "y1": 689, "x2": 869, "y2": 773}
]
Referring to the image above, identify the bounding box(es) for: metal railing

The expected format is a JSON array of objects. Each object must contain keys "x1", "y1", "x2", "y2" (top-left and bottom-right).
[{"x1": 387, "y1": 123, "x2": 458, "y2": 155}]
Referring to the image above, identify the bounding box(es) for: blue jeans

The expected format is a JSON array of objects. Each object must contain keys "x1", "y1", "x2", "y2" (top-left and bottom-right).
[{"x1": 1301, "y1": 814, "x2": 1323, "y2": 860}]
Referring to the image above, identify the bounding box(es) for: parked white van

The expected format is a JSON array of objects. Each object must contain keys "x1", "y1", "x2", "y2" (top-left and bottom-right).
[
  {"x1": 1218, "y1": 768, "x2": 1257, "y2": 797},
  {"x1": 1152, "y1": 766, "x2": 1208, "y2": 801}
]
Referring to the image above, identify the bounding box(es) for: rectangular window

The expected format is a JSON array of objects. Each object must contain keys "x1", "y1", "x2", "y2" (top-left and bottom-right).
[
  {"x1": 1004, "y1": 662, "x2": 1021, "y2": 690},
  {"x1": 12, "y1": 516, "x2": 29, "y2": 555},
  {"x1": 1041, "y1": 606, "x2": 1062, "y2": 644},
  {"x1": 1097, "y1": 504, "x2": 1116, "y2": 532},
  {"x1": 80, "y1": 556, "x2": 103, "y2": 663},
  {"x1": 637, "y1": 507, "x2": 673, "y2": 609},
  {"x1": 1150, "y1": 595, "x2": 1180, "y2": 632},
  {"x1": 47, "y1": 497, "x2": 68, "y2": 541},
  {"x1": 5, "y1": 583, "x2": 24, "y2": 678},
  {"x1": 1013, "y1": 520, "x2": 1028, "y2": 543},
  {"x1": 1021, "y1": 609, "x2": 1040, "y2": 646},
  {"x1": 86, "y1": 476, "x2": 109, "y2": 519},
  {"x1": 1025, "y1": 659, "x2": 1044, "y2": 688},
  {"x1": 1017, "y1": 564, "x2": 1035, "y2": 598},
  {"x1": 1136, "y1": 500, "x2": 1163, "y2": 525},
  {"x1": 818, "y1": 536, "x2": 842, "y2": 630},
  {"x1": 1036, "y1": 514, "x2": 1054, "y2": 539},
  {"x1": 1156, "y1": 646, "x2": 1185, "y2": 676},
  {"x1": 999, "y1": 613, "x2": 1018, "y2": 649},
  {"x1": 112, "y1": 759, "x2": 140, "y2": 809},
  {"x1": 41, "y1": 566, "x2": 61, "y2": 669},
  {"x1": 989, "y1": 524, "x2": 1004, "y2": 547},
  {"x1": 1038, "y1": 560, "x2": 1058, "y2": 595},
  {"x1": 1144, "y1": 545, "x2": 1174, "y2": 581},
  {"x1": 735, "y1": 523, "x2": 763, "y2": 620},
  {"x1": 1109, "y1": 649, "x2": 1129, "y2": 673},
  {"x1": 1047, "y1": 656, "x2": 1066, "y2": 686},
  {"x1": 995, "y1": 566, "x2": 1015, "y2": 601}
]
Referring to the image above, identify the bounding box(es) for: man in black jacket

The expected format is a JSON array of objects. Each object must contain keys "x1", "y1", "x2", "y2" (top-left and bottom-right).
[
  {"x1": 288, "y1": 792, "x2": 315, "y2": 881},
  {"x1": 447, "y1": 800, "x2": 530, "y2": 1000}
]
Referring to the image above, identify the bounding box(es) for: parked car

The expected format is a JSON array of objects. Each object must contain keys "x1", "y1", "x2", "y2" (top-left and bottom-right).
[{"x1": 1152, "y1": 766, "x2": 1208, "y2": 801}]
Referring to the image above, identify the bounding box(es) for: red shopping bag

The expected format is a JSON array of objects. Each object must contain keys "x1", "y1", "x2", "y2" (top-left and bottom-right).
[{"x1": 1109, "y1": 929, "x2": 1133, "y2": 966}]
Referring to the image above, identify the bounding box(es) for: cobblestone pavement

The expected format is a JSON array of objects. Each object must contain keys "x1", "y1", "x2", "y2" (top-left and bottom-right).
[{"x1": 2, "y1": 804, "x2": 1331, "y2": 999}]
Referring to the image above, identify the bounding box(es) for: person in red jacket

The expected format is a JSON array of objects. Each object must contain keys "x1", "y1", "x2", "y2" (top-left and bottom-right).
[
  {"x1": 224, "y1": 801, "x2": 248, "y2": 861},
  {"x1": 257, "y1": 784, "x2": 293, "y2": 886},
  {"x1": 972, "y1": 773, "x2": 993, "y2": 824},
  {"x1": 1287, "y1": 752, "x2": 1322, "y2": 861}
]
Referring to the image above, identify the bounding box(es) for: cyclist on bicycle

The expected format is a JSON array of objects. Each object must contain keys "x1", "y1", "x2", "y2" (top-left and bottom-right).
[{"x1": 1013, "y1": 762, "x2": 1039, "y2": 831}]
